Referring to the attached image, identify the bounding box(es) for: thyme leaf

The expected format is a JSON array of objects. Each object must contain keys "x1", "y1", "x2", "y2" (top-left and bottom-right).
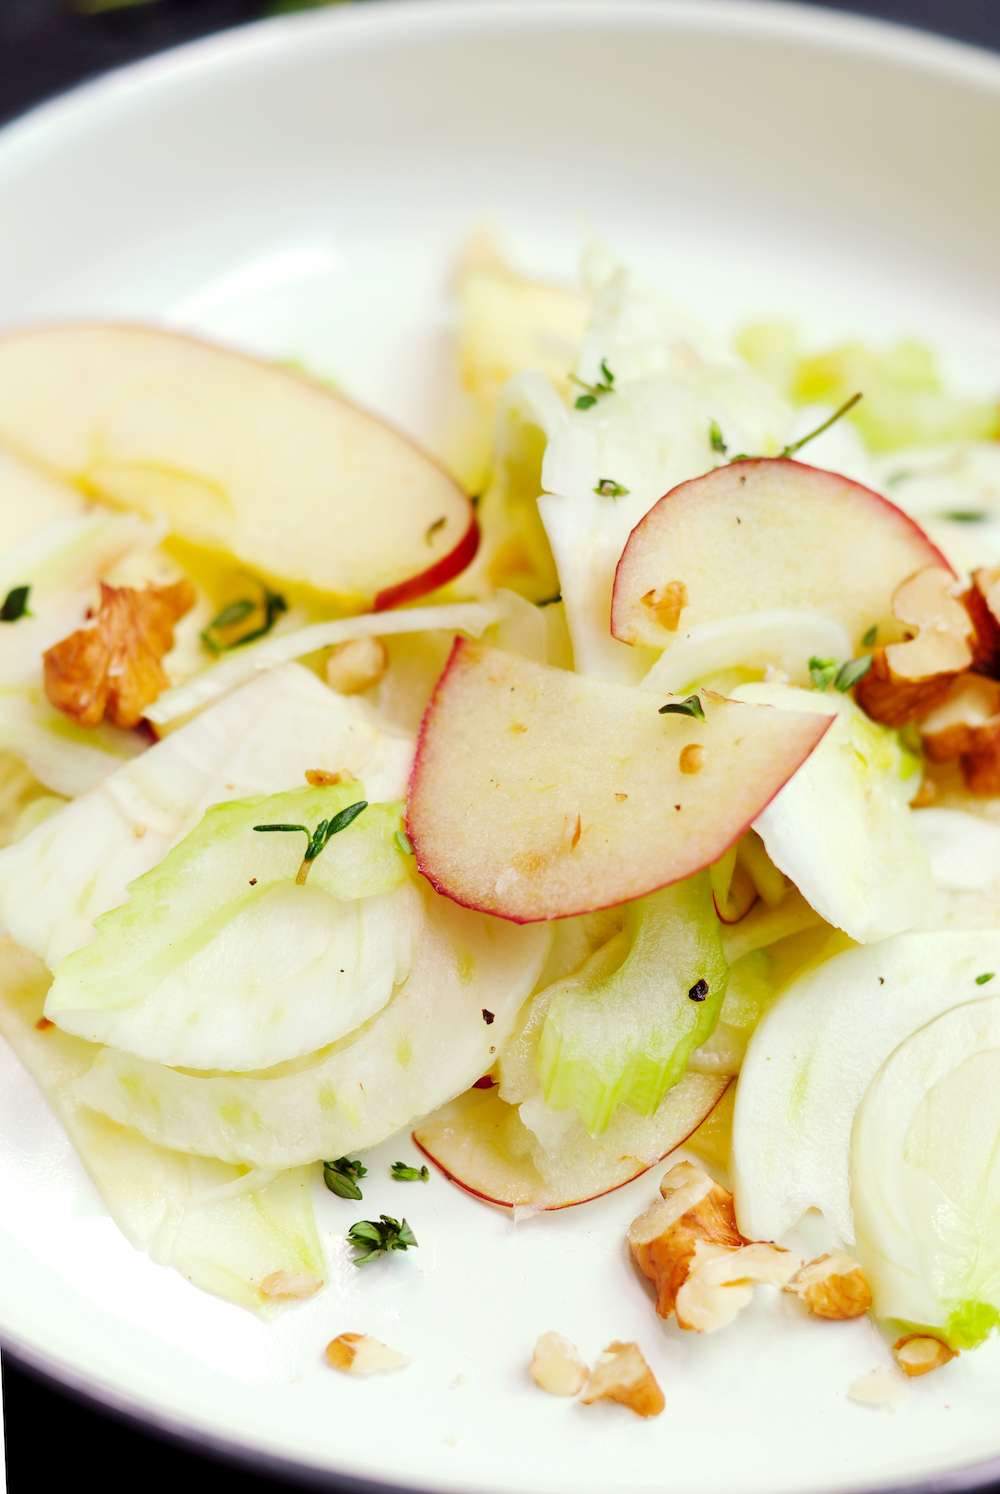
[
  {"x1": 390, "y1": 1162, "x2": 429, "y2": 1182},
  {"x1": 323, "y1": 1156, "x2": 367, "y2": 1201},
  {"x1": 253, "y1": 800, "x2": 368, "y2": 883},
  {"x1": 0, "y1": 585, "x2": 30, "y2": 623},
  {"x1": 658, "y1": 694, "x2": 706, "y2": 723}
]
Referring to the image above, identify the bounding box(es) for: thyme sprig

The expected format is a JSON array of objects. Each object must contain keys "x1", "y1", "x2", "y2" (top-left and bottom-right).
[
  {"x1": 571, "y1": 359, "x2": 615, "y2": 410},
  {"x1": 809, "y1": 654, "x2": 873, "y2": 693},
  {"x1": 347, "y1": 1214, "x2": 418, "y2": 1266},
  {"x1": 254, "y1": 800, "x2": 368, "y2": 883},
  {"x1": 323, "y1": 1156, "x2": 367, "y2": 1201},
  {"x1": 201, "y1": 585, "x2": 288, "y2": 655},
  {"x1": 390, "y1": 1162, "x2": 429, "y2": 1182}
]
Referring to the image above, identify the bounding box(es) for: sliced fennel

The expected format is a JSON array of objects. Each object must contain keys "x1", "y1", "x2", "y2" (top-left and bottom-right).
[
  {"x1": 145, "y1": 600, "x2": 499, "y2": 725},
  {"x1": 535, "y1": 876, "x2": 728, "y2": 1134},
  {"x1": 534, "y1": 263, "x2": 793, "y2": 682},
  {"x1": 731, "y1": 931, "x2": 1000, "y2": 1245},
  {"x1": 0, "y1": 938, "x2": 324, "y2": 1315},
  {"x1": 0, "y1": 687, "x2": 145, "y2": 796},
  {"x1": 851, "y1": 995, "x2": 1000, "y2": 1347},
  {"x1": 72, "y1": 880, "x2": 552, "y2": 1167},
  {"x1": 641, "y1": 611, "x2": 850, "y2": 696},
  {"x1": 0, "y1": 662, "x2": 414, "y2": 968},
  {"x1": 46, "y1": 784, "x2": 417, "y2": 1071},
  {"x1": 730, "y1": 681, "x2": 931, "y2": 943}
]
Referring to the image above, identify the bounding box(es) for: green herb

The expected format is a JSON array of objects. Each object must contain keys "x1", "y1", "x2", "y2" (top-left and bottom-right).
[
  {"x1": 571, "y1": 359, "x2": 615, "y2": 410},
  {"x1": 976, "y1": 973, "x2": 995, "y2": 985},
  {"x1": 0, "y1": 585, "x2": 30, "y2": 623},
  {"x1": 347, "y1": 1214, "x2": 418, "y2": 1266},
  {"x1": 945, "y1": 512, "x2": 987, "y2": 523},
  {"x1": 323, "y1": 1156, "x2": 367, "y2": 1201},
  {"x1": 254, "y1": 800, "x2": 368, "y2": 883},
  {"x1": 536, "y1": 594, "x2": 562, "y2": 607},
  {"x1": 659, "y1": 694, "x2": 706, "y2": 723},
  {"x1": 394, "y1": 830, "x2": 414, "y2": 855},
  {"x1": 201, "y1": 585, "x2": 288, "y2": 654},
  {"x1": 835, "y1": 655, "x2": 873, "y2": 692},
  {"x1": 777, "y1": 392, "x2": 863, "y2": 459},
  {"x1": 390, "y1": 1162, "x2": 429, "y2": 1182},
  {"x1": 809, "y1": 656, "x2": 840, "y2": 690},
  {"x1": 862, "y1": 625, "x2": 878, "y2": 648},
  {"x1": 594, "y1": 478, "x2": 629, "y2": 498},
  {"x1": 709, "y1": 420, "x2": 727, "y2": 455}
]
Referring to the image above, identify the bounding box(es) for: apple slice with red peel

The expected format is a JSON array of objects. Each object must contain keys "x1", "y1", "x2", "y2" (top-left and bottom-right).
[
  {"x1": 611, "y1": 457, "x2": 950, "y2": 653},
  {"x1": 0, "y1": 325, "x2": 477, "y2": 610},
  {"x1": 413, "y1": 1074, "x2": 729, "y2": 1210},
  {"x1": 406, "y1": 639, "x2": 831, "y2": 922}
]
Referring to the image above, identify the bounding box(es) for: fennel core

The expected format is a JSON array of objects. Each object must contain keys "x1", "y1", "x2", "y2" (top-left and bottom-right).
[{"x1": 253, "y1": 799, "x2": 369, "y2": 883}]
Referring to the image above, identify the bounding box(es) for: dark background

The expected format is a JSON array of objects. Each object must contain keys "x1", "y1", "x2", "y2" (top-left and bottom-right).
[{"x1": 1, "y1": 0, "x2": 1000, "y2": 1490}]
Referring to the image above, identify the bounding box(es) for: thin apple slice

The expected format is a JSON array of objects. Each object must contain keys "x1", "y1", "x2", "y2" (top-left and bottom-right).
[
  {"x1": 406, "y1": 640, "x2": 831, "y2": 922},
  {"x1": 611, "y1": 457, "x2": 950, "y2": 653},
  {"x1": 0, "y1": 326, "x2": 477, "y2": 610},
  {"x1": 412, "y1": 1074, "x2": 729, "y2": 1210}
]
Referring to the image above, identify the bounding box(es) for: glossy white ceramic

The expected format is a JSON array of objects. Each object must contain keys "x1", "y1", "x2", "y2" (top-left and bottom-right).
[{"x1": 0, "y1": 3, "x2": 999, "y2": 1490}]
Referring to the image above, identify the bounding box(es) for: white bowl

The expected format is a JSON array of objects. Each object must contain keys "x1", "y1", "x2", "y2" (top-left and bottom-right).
[{"x1": 1, "y1": 3, "x2": 999, "y2": 1491}]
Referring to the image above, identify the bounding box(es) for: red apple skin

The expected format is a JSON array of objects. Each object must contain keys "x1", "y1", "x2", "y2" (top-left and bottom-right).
[
  {"x1": 611, "y1": 457, "x2": 952, "y2": 652},
  {"x1": 374, "y1": 515, "x2": 480, "y2": 611},
  {"x1": 405, "y1": 637, "x2": 832, "y2": 923},
  {"x1": 412, "y1": 1077, "x2": 731, "y2": 1212}
]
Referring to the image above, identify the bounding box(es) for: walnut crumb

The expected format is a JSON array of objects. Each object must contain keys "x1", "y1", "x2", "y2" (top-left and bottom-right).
[
  {"x1": 305, "y1": 768, "x2": 356, "y2": 787},
  {"x1": 530, "y1": 1332, "x2": 588, "y2": 1396},
  {"x1": 679, "y1": 743, "x2": 705, "y2": 774},
  {"x1": 325, "y1": 636, "x2": 388, "y2": 694},
  {"x1": 641, "y1": 580, "x2": 688, "y2": 632},
  {"x1": 784, "y1": 1251, "x2": 872, "y2": 1319},
  {"x1": 578, "y1": 1341, "x2": 664, "y2": 1418},
  {"x1": 259, "y1": 1271, "x2": 323, "y2": 1299},
  {"x1": 43, "y1": 579, "x2": 196, "y2": 729},
  {"x1": 893, "y1": 1335, "x2": 957, "y2": 1377},
  {"x1": 675, "y1": 1240, "x2": 800, "y2": 1332},
  {"x1": 325, "y1": 1332, "x2": 412, "y2": 1375}
]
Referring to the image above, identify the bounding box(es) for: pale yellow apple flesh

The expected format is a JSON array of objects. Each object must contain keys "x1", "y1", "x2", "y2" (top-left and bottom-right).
[
  {"x1": 0, "y1": 326, "x2": 477, "y2": 610},
  {"x1": 406, "y1": 640, "x2": 831, "y2": 922},
  {"x1": 412, "y1": 1074, "x2": 729, "y2": 1210},
  {"x1": 611, "y1": 458, "x2": 950, "y2": 652}
]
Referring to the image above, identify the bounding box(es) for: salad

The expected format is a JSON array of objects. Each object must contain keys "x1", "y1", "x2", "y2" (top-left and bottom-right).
[{"x1": 0, "y1": 237, "x2": 999, "y2": 1409}]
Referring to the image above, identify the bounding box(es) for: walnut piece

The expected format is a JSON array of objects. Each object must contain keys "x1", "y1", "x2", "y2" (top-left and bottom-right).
[
  {"x1": 627, "y1": 1160, "x2": 745, "y2": 1319},
  {"x1": 325, "y1": 1332, "x2": 412, "y2": 1375},
  {"x1": 641, "y1": 580, "x2": 687, "y2": 632},
  {"x1": 920, "y1": 673, "x2": 1000, "y2": 794},
  {"x1": 578, "y1": 1341, "x2": 664, "y2": 1418},
  {"x1": 679, "y1": 743, "x2": 705, "y2": 775},
  {"x1": 530, "y1": 1332, "x2": 588, "y2": 1396},
  {"x1": 259, "y1": 1271, "x2": 323, "y2": 1299},
  {"x1": 783, "y1": 1251, "x2": 872, "y2": 1319},
  {"x1": 962, "y1": 565, "x2": 1000, "y2": 677},
  {"x1": 44, "y1": 579, "x2": 196, "y2": 729},
  {"x1": 675, "y1": 1239, "x2": 800, "y2": 1333},
  {"x1": 855, "y1": 568, "x2": 972, "y2": 727},
  {"x1": 304, "y1": 768, "x2": 357, "y2": 787},
  {"x1": 325, "y1": 636, "x2": 389, "y2": 694},
  {"x1": 847, "y1": 1366, "x2": 907, "y2": 1409},
  {"x1": 892, "y1": 1335, "x2": 957, "y2": 1377}
]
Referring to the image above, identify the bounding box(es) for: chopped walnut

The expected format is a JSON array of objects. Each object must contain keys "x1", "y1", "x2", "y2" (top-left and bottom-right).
[
  {"x1": 855, "y1": 568, "x2": 972, "y2": 727},
  {"x1": 675, "y1": 1240, "x2": 800, "y2": 1333},
  {"x1": 679, "y1": 743, "x2": 705, "y2": 775},
  {"x1": 961, "y1": 566, "x2": 1000, "y2": 678},
  {"x1": 259, "y1": 1271, "x2": 323, "y2": 1299},
  {"x1": 641, "y1": 580, "x2": 687, "y2": 632},
  {"x1": 627, "y1": 1160, "x2": 745, "y2": 1319},
  {"x1": 920, "y1": 673, "x2": 1000, "y2": 794},
  {"x1": 44, "y1": 579, "x2": 196, "y2": 729},
  {"x1": 530, "y1": 1332, "x2": 588, "y2": 1396},
  {"x1": 325, "y1": 636, "x2": 389, "y2": 694},
  {"x1": 304, "y1": 768, "x2": 357, "y2": 787},
  {"x1": 578, "y1": 1341, "x2": 664, "y2": 1418},
  {"x1": 892, "y1": 1335, "x2": 957, "y2": 1377},
  {"x1": 325, "y1": 1332, "x2": 412, "y2": 1374},
  {"x1": 784, "y1": 1251, "x2": 872, "y2": 1319}
]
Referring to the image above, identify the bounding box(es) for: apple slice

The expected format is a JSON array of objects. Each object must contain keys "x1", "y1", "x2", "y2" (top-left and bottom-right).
[
  {"x1": 406, "y1": 639, "x2": 831, "y2": 922},
  {"x1": 0, "y1": 325, "x2": 477, "y2": 610},
  {"x1": 412, "y1": 1074, "x2": 729, "y2": 1210},
  {"x1": 611, "y1": 457, "x2": 950, "y2": 653}
]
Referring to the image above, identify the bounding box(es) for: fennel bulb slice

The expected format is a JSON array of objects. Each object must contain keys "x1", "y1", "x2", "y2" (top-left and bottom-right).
[
  {"x1": 73, "y1": 880, "x2": 552, "y2": 1167},
  {"x1": 731, "y1": 930, "x2": 1000, "y2": 1245},
  {"x1": 535, "y1": 876, "x2": 728, "y2": 1134},
  {"x1": 851, "y1": 995, "x2": 1000, "y2": 1347},
  {"x1": 0, "y1": 687, "x2": 145, "y2": 796},
  {"x1": 640, "y1": 611, "x2": 850, "y2": 696},
  {"x1": 0, "y1": 937, "x2": 324, "y2": 1315},
  {"x1": 46, "y1": 784, "x2": 417, "y2": 1071},
  {"x1": 730, "y1": 681, "x2": 931, "y2": 943},
  {"x1": 0, "y1": 662, "x2": 413, "y2": 968}
]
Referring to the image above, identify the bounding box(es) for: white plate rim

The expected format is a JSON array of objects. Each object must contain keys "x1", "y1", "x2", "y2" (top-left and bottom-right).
[{"x1": 2, "y1": 2, "x2": 1000, "y2": 1489}]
